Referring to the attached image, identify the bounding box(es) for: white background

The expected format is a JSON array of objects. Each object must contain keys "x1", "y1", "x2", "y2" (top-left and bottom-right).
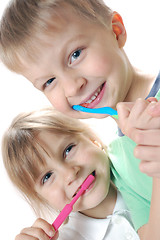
[{"x1": 0, "y1": 0, "x2": 159, "y2": 239}]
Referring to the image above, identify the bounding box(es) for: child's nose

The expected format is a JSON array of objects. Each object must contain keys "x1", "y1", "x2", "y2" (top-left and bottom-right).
[
  {"x1": 63, "y1": 166, "x2": 80, "y2": 186},
  {"x1": 62, "y1": 74, "x2": 87, "y2": 98}
]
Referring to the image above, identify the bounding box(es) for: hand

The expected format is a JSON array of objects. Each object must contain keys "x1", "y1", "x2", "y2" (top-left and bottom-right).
[
  {"x1": 117, "y1": 98, "x2": 160, "y2": 134},
  {"x1": 117, "y1": 98, "x2": 160, "y2": 177},
  {"x1": 15, "y1": 218, "x2": 59, "y2": 240}
]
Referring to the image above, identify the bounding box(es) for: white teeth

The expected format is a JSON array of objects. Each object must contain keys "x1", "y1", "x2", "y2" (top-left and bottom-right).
[
  {"x1": 86, "y1": 99, "x2": 92, "y2": 104},
  {"x1": 85, "y1": 86, "x2": 101, "y2": 104},
  {"x1": 91, "y1": 95, "x2": 96, "y2": 100}
]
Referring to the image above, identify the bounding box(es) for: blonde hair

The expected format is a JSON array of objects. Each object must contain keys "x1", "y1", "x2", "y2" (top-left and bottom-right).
[
  {"x1": 2, "y1": 107, "x2": 104, "y2": 217},
  {"x1": 0, "y1": 0, "x2": 113, "y2": 73}
]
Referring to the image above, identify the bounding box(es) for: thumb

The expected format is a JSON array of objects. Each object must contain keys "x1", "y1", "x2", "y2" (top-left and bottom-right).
[
  {"x1": 116, "y1": 102, "x2": 134, "y2": 128},
  {"x1": 51, "y1": 230, "x2": 59, "y2": 240},
  {"x1": 147, "y1": 99, "x2": 160, "y2": 117}
]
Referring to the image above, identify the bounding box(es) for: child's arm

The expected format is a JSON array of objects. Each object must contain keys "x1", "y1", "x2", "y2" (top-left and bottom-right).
[
  {"x1": 117, "y1": 98, "x2": 160, "y2": 177},
  {"x1": 117, "y1": 101, "x2": 160, "y2": 239},
  {"x1": 146, "y1": 178, "x2": 160, "y2": 240},
  {"x1": 138, "y1": 178, "x2": 160, "y2": 240},
  {"x1": 15, "y1": 218, "x2": 58, "y2": 240}
]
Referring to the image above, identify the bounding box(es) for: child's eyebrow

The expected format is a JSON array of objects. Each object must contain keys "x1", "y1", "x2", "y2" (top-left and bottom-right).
[
  {"x1": 53, "y1": 135, "x2": 75, "y2": 155},
  {"x1": 64, "y1": 34, "x2": 86, "y2": 46},
  {"x1": 38, "y1": 133, "x2": 75, "y2": 158}
]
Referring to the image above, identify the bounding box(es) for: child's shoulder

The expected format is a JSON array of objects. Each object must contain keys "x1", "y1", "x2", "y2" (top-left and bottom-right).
[{"x1": 59, "y1": 192, "x2": 139, "y2": 240}]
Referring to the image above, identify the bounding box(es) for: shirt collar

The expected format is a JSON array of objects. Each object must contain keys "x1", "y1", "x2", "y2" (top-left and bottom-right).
[
  {"x1": 69, "y1": 211, "x2": 111, "y2": 240},
  {"x1": 68, "y1": 192, "x2": 128, "y2": 240}
]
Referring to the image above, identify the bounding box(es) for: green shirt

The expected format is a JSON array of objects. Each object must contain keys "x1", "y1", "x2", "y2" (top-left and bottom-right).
[
  {"x1": 109, "y1": 135, "x2": 151, "y2": 231},
  {"x1": 108, "y1": 88, "x2": 160, "y2": 231}
]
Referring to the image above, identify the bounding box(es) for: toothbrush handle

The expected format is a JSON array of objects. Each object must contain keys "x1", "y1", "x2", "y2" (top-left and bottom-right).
[
  {"x1": 72, "y1": 105, "x2": 118, "y2": 116},
  {"x1": 51, "y1": 175, "x2": 94, "y2": 234},
  {"x1": 52, "y1": 204, "x2": 72, "y2": 231},
  {"x1": 52, "y1": 187, "x2": 85, "y2": 231}
]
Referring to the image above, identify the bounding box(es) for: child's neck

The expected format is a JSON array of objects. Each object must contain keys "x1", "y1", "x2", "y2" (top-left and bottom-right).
[
  {"x1": 80, "y1": 182, "x2": 117, "y2": 219},
  {"x1": 125, "y1": 67, "x2": 157, "y2": 102}
]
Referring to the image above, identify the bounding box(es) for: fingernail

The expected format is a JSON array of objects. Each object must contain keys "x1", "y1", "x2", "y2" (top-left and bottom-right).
[
  {"x1": 49, "y1": 228, "x2": 55, "y2": 237},
  {"x1": 148, "y1": 102, "x2": 157, "y2": 112}
]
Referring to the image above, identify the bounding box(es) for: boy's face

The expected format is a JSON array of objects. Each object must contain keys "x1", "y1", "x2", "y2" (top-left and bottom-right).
[
  {"x1": 35, "y1": 131, "x2": 110, "y2": 213},
  {"x1": 23, "y1": 9, "x2": 129, "y2": 119}
]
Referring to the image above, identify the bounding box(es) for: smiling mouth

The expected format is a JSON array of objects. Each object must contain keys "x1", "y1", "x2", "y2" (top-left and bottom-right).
[
  {"x1": 72, "y1": 171, "x2": 96, "y2": 198},
  {"x1": 80, "y1": 83, "x2": 105, "y2": 108}
]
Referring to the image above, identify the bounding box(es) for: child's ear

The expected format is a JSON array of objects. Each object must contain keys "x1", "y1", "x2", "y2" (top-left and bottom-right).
[
  {"x1": 91, "y1": 139, "x2": 107, "y2": 153},
  {"x1": 91, "y1": 139, "x2": 102, "y2": 149},
  {"x1": 112, "y1": 11, "x2": 127, "y2": 48}
]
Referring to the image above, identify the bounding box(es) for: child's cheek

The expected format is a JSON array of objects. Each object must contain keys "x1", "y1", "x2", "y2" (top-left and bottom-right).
[{"x1": 86, "y1": 54, "x2": 111, "y2": 77}]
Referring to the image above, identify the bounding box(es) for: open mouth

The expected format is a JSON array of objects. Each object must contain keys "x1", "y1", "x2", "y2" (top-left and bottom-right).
[
  {"x1": 72, "y1": 171, "x2": 96, "y2": 198},
  {"x1": 80, "y1": 83, "x2": 105, "y2": 108}
]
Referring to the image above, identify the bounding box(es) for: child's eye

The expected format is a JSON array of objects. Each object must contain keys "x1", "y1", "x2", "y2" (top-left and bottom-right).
[
  {"x1": 63, "y1": 144, "x2": 75, "y2": 158},
  {"x1": 42, "y1": 172, "x2": 53, "y2": 184},
  {"x1": 44, "y1": 77, "x2": 56, "y2": 88},
  {"x1": 70, "y1": 49, "x2": 82, "y2": 64}
]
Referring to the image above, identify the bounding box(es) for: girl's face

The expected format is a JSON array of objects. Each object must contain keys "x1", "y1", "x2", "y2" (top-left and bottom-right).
[
  {"x1": 23, "y1": 9, "x2": 130, "y2": 119},
  {"x1": 35, "y1": 131, "x2": 110, "y2": 214}
]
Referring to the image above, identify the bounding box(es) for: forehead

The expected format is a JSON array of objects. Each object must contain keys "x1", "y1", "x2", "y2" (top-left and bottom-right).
[
  {"x1": 37, "y1": 131, "x2": 79, "y2": 155},
  {"x1": 37, "y1": 129, "x2": 90, "y2": 152},
  {"x1": 20, "y1": 6, "x2": 104, "y2": 74},
  {"x1": 28, "y1": 5, "x2": 98, "y2": 49}
]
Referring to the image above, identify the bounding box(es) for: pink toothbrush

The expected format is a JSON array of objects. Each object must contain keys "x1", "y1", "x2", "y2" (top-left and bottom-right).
[{"x1": 52, "y1": 174, "x2": 95, "y2": 232}]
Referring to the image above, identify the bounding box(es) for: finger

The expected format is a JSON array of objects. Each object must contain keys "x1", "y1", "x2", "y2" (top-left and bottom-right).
[
  {"x1": 51, "y1": 231, "x2": 59, "y2": 240},
  {"x1": 129, "y1": 98, "x2": 148, "y2": 118},
  {"x1": 32, "y1": 218, "x2": 55, "y2": 238},
  {"x1": 117, "y1": 102, "x2": 134, "y2": 119},
  {"x1": 127, "y1": 98, "x2": 152, "y2": 128},
  {"x1": 21, "y1": 227, "x2": 50, "y2": 240},
  {"x1": 147, "y1": 101, "x2": 160, "y2": 117},
  {"x1": 131, "y1": 129, "x2": 160, "y2": 145},
  {"x1": 146, "y1": 97, "x2": 158, "y2": 103},
  {"x1": 117, "y1": 99, "x2": 151, "y2": 132},
  {"x1": 15, "y1": 233, "x2": 36, "y2": 240},
  {"x1": 117, "y1": 101, "x2": 134, "y2": 133},
  {"x1": 134, "y1": 145, "x2": 160, "y2": 161},
  {"x1": 139, "y1": 161, "x2": 160, "y2": 178}
]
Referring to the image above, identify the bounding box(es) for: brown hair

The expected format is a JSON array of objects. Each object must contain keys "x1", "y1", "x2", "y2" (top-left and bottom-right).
[
  {"x1": 0, "y1": 0, "x2": 113, "y2": 73},
  {"x1": 2, "y1": 107, "x2": 104, "y2": 217}
]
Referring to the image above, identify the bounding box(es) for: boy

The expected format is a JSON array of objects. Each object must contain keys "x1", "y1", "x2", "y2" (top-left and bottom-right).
[
  {"x1": 2, "y1": 107, "x2": 160, "y2": 239},
  {"x1": 0, "y1": 0, "x2": 159, "y2": 170},
  {"x1": 0, "y1": 0, "x2": 160, "y2": 234},
  {"x1": 0, "y1": 0, "x2": 158, "y2": 119}
]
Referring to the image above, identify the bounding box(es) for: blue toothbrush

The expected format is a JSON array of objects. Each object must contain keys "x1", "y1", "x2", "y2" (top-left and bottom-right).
[{"x1": 72, "y1": 105, "x2": 118, "y2": 119}]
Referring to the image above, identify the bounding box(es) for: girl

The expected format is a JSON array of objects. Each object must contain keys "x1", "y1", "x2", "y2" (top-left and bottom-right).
[
  {"x1": 2, "y1": 107, "x2": 160, "y2": 239},
  {"x1": 2, "y1": 108, "x2": 140, "y2": 240}
]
